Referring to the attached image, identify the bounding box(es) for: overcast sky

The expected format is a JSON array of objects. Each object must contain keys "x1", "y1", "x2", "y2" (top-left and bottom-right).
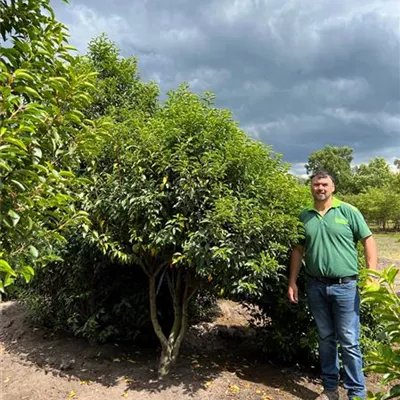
[{"x1": 52, "y1": 0, "x2": 400, "y2": 175}]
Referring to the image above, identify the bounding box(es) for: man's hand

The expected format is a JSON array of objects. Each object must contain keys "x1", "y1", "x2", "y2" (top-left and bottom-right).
[
  {"x1": 288, "y1": 282, "x2": 298, "y2": 304},
  {"x1": 288, "y1": 246, "x2": 303, "y2": 304}
]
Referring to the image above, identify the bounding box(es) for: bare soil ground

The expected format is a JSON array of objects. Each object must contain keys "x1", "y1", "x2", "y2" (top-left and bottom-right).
[
  {"x1": 1, "y1": 235, "x2": 397, "y2": 400},
  {"x1": 0, "y1": 299, "x2": 384, "y2": 400}
]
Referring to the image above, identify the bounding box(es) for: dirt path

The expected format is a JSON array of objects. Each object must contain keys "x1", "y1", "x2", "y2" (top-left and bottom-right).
[{"x1": 1, "y1": 300, "x2": 383, "y2": 400}]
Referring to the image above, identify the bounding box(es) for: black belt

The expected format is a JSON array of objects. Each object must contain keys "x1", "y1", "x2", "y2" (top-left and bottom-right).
[{"x1": 307, "y1": 275, "x2": 358, "y2": 284}]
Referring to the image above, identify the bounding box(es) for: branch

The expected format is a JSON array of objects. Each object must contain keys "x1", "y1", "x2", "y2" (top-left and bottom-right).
[
  {"x1": 169, "y1": 268, "x2": 183, "y2": 341},
  {"x1": 173, "y1": 270, "x2": 194, "y2": 354},
  {"x1": 148, "y1": 274, "x2": 168, "y2": 349},
  {"x1": 138, "y1": 260, "x2": 151, "y2": 278}
]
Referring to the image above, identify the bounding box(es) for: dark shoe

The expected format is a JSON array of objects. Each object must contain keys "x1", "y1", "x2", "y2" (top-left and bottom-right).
[{"x1": 315, "y1": 390, "x2": 340, "y2": 400}]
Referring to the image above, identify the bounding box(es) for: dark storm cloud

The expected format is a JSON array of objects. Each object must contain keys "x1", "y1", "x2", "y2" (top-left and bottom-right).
[{"x1": 52, "y1": 0, "x2": 400, "y2": 174}]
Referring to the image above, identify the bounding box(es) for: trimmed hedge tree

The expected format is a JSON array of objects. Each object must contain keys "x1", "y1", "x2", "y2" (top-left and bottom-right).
[{"x1": 83, "y1": 85, "x2": 304, "y2": 376}]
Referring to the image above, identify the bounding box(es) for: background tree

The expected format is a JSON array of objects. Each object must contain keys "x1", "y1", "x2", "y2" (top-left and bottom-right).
[
  {"x1": 341, "y1": 157, "x2": 400, "y2": 229},
  {"x1": 85, "y1": 34, "x2": 159, "y2": 121},
  {"x1": 0, "y1": 0, "x2": 107, "y2": 294},
  {"x1": 344, "y1": 188, "x2": 400, "y2": 230},
  {"x1": 305, "y1": 145, "x2": 353, "y2": 193},
  {"x1": 353, "y1": 157, "x2": 393, "y2": 194}
]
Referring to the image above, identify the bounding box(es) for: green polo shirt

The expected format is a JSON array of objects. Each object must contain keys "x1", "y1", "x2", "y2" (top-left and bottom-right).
[{"x1": 299, "y1": 198, "x2": 372, "y2": 278}]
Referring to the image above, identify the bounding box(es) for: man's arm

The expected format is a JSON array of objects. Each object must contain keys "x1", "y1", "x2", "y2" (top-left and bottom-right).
[
  {"x1": 361, "y1": 235, "x2": 378, "y2": 272},
  {"x1": 288, "y1": 246, "x2": 304, "y2": 304}
]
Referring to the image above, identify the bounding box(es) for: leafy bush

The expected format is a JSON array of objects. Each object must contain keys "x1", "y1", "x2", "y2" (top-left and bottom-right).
[
  {"x1": 18, "y1": 32, "x2": 306, "y2": 377},
  {"x1": 22, "y1": 231, "x2": 219, "y2": 344},
  {"x1": 361, "y1": 266, "x2": 400, "y2": 400},
  {"x1": 21, "y1": 233, "x2": 155, "y2": 343},
  {"x1": 248, "y1": 267, "x2": 319, "y2": 366},
  {"x1": 0, "y1": 0, "x2": 109, "y2": 295}
]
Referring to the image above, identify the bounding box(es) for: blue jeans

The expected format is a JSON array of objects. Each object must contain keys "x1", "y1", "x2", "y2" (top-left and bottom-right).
[{"x1": 306, "y1": 279, "x2": 366, "y2": 400}]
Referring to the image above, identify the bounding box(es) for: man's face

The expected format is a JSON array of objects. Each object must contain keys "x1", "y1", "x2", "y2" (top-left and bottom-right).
[{"x1": 311, "y1": 176, "x2": 335, "y2": 201}]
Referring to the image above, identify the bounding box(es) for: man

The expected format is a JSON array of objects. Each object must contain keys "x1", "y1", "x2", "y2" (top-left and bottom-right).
[{"x1": 288, "y1": 170, "x2": 377, "y2": 400}]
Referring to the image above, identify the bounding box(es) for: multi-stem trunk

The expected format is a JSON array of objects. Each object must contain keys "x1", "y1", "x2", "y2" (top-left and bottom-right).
[{"x1": 148, "y1": 267, "x2": 196, "y2": 377}]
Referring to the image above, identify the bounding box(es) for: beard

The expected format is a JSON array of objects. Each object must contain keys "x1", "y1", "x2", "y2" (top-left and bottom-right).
[{"x1": 313, "y1": 192, "x2": 329, "y2": 201}]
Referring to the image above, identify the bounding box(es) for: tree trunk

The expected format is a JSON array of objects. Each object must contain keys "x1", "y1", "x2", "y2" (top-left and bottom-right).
[
  {"x1": 158, "y1": 329, "x2": 182, "y2": 376},
  {"x1": 147, "y1": 267, "x2": 196, "y2": 378}
]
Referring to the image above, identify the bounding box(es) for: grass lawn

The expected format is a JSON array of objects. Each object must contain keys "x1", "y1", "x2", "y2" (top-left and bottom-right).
[{"x1": 373, "y1": 232, "x2": 400, "y2": 263}]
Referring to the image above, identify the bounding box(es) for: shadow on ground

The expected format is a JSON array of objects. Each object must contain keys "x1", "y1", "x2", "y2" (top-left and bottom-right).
[{"x1": 1, "y1": 301, "x2": 319, "y2": 399}]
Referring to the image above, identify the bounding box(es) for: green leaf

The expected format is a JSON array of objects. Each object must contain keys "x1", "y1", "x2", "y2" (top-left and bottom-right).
[
  {"x1": 48, "y1": 77, "x2": 69, "y2": 86},
  {"x1": 29, "y1": 245, "x2": 39, "y2": 259},
  {"x1": 63, "y1": 44, "x2": 77, "y2": 51},
  {"x1": 0, "y1": 160, "x2": 12, "y2": 172},
  {"x1": 10, "y1": 179, "x2": 26, "y2": 191},
  {"x1": 382, "y1": 385, "x2": 400, "y2": 400},
  {"x1": 386, "y1": 267, "x2": 399, "y2": 285},
  {"x1": 41, "y1": 254, "x2": 63, "y2": 262},
  {"x1": 0, "y1": 259, "x2": 17, "y2": 276},
  {"x1": 65, "y1": 111, "x2": 82, "y2": 124},
  {"x1": 14, "y1": 86, "x2": 41, "y2": 98},
  {"x1": 14, "y1": 69, "x2": 34, "y2": 81},
  {"x1": 20, "y1": 266, "x2": 35, "y2": 283},
  {"x1": 4, "y1": 274, "x2": 15, "y2": 287},
  {"x1": 7, "y1": 210, "x2": 20, "y2": 227},
  {"x1": 4, "y1": 137, "x2": 28, "y2": 151},
  {"x1": 32, "y1": 147, "x2": 42, "y2": 163}
]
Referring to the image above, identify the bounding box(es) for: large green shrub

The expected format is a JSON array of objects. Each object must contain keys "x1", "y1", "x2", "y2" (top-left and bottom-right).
[
  {"x1": 20, "y1": 34, "x2": 302, "y2": 376},
  {"x1": 80, "y1": 85, "x2": 303, "y2": 375},
  {"x1": 18, "y1": 35, "x2": 168, "y2": 344},
  {"x1": 0, "y1": 0, "x2": 108, "y2": 293}
]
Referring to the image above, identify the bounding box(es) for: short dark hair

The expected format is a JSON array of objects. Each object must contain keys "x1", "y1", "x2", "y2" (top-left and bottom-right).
[{"x1": 310, "y1": 170, "x2": 335, "y2": 184}]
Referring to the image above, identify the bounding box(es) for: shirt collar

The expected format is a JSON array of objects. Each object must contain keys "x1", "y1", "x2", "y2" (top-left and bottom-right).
[{"x1": 306, "y1": 197, "x2": 342, "y2": 211}]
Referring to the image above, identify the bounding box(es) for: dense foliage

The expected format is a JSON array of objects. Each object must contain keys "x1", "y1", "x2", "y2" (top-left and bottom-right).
[
  {"x1": 20, "y1": 34, "x2": 163, "y2": 345},
  {"x1": 249, "y1": 267, "x2": 319, "y2": 365},
  {"x1": 83, "y1": 84, "x2": 304, "y2": 374},
  {"x1": 23, "y1": 232, "x2": 174, "y2": 344},
  {"x1": 0, "y1": 0, "x2": 107, "y2": 294}
]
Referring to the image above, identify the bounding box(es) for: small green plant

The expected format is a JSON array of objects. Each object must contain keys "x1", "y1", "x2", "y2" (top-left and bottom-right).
[{"x1": 360, "y1": 265, "x2": 400, "y2": 400}]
